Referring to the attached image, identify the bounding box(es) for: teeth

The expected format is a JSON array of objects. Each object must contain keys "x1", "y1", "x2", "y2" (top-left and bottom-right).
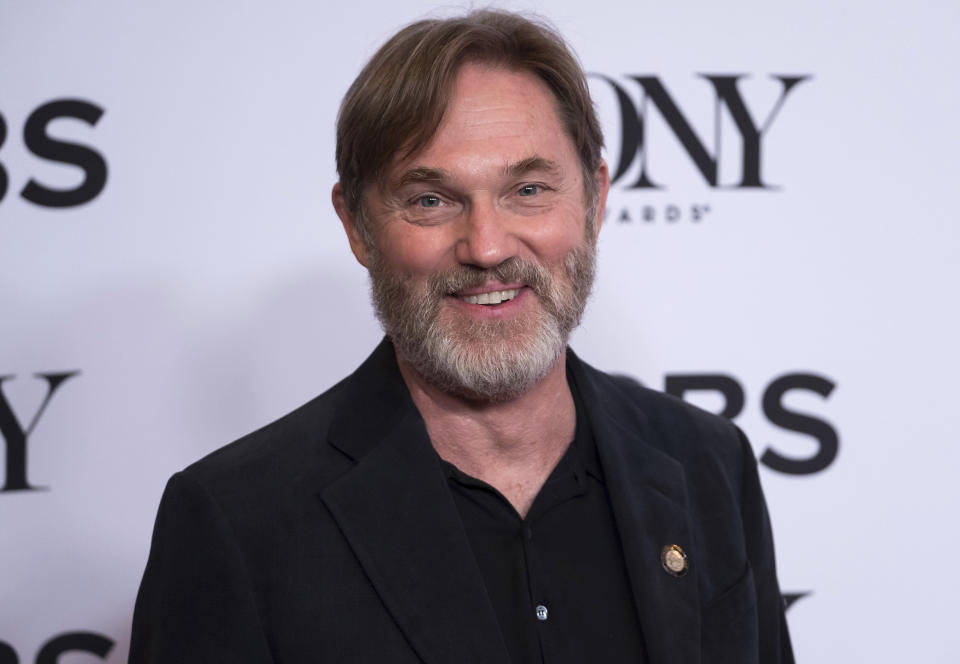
[{"x1": 460, "y1": 289, "x2": 520, "y2": 305}]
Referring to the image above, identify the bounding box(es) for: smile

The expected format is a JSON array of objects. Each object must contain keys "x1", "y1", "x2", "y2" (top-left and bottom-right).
[{"x1": 457, "y1": 289, "x2": 521, "y2": 305}]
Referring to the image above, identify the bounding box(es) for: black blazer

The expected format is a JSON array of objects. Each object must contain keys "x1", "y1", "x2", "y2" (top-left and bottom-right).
[{"x1": 130, "y1": 339, "x2": 793, "y2": 663}]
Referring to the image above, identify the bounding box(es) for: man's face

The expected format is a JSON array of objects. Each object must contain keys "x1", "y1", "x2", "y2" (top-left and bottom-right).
[{"x1": 343, "y1": 62, "x2": 608, "y2": 401}]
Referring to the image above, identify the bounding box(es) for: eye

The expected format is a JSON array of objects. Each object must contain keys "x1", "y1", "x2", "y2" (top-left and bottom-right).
[
  {"x1": 417, "y1": 194, "x2": 442, "y2": 208},
  {"x1": 517, "y1": 184, "x2": 540, "y2": 197}
]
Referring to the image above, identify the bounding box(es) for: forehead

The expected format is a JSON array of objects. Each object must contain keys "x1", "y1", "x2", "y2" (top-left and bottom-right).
[
  {"x1": 442, "y1": 63, "x2": 562, "y2": 137},
  {"x1": 386, "y1": 62, "x2": 578, "y2": 181}
]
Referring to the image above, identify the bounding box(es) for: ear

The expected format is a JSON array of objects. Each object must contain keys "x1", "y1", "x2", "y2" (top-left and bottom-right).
[
  {"x1": 332, "y1": 182, "x2": 370, "y2": 267},
  {"x1": 591, "y1": 159, "x2": 610, "y2": 241}
]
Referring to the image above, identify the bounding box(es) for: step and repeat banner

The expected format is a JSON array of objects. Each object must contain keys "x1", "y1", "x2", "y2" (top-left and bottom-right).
[{"x1": 2, "y1": 1, "x2": 957, "y2": 661}]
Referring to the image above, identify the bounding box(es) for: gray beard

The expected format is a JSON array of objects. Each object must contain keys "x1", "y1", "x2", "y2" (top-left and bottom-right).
[{"x1": 366, "y1": 245, "x2": 596, "y2": 403}]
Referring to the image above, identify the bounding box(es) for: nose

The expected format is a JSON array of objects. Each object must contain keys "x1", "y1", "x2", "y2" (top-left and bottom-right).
[{"x1": 454, "y1": 198, "x2": 519, "y2": 268}]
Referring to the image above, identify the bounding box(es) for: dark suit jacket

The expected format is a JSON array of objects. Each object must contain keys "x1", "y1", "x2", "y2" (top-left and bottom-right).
[{"x1": 130, "y1": 339, "x2": 793, "y2": 663}]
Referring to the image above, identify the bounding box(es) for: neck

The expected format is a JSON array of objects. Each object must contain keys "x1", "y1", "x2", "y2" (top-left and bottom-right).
[{"x1": 397, "y1": 353, "x2": 576, "y2": 517}]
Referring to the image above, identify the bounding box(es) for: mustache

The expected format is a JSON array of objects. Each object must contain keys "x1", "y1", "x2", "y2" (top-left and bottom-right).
[{"x1": 426, "y1": 257, "x2": 551, "y2": 297}]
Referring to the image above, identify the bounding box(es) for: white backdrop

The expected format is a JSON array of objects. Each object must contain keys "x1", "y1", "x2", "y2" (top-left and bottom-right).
[{"x1": 2, "y1": 1, "x2": 958, "y2": 661}]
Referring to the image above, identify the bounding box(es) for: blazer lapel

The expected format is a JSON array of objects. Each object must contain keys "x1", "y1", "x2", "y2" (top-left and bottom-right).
[
  {"x1": 570, "y1": 353, "x2": 701, "y2": 664},
  {"x1": 320, "y1": 340, "x2": 509, "y2": 664}
]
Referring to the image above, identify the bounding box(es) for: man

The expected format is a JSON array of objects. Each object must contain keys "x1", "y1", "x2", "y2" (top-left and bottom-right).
[{"x1": 131, "y1": 10, "x2": 793, "y2": 663}]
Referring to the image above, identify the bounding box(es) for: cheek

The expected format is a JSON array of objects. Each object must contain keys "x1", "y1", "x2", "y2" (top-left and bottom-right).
[
  {"x1": 377, "y1": 226, "x2": 457, "y2": 276},
  {"x1": 521, "y1": 214, "x2": 586, "y2": 261}
]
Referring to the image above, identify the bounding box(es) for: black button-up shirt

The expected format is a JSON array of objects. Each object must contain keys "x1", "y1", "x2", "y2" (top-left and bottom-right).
[{"x1": 440, "y1": 376, "x2": 648, "y2": 663}]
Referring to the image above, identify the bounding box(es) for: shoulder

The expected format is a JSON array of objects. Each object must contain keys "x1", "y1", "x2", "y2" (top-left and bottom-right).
[
  {"x1": 175, "y1": 371, "x2": 358, "y2": 502},
  {"x1": 171, "y1": 338, "x2": 407, "y2": 504},
  {"x1": 569, "y1": 351, "x2": 749, "y2": 481}
]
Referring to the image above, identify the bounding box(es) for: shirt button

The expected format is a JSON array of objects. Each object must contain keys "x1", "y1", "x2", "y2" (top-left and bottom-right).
[
  {"x1": 535, "y1": 604, "x2": 548, "y2": 621},
  {"x1": 523, "y1": 526, "x2": 533, "y2": 541}
]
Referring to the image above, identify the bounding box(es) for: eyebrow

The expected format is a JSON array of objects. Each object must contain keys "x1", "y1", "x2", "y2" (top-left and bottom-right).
[
  {"x1": 395, "y1": 167, "x2": 451, "y2": 187},
  {"x1": 503, "y1": 156, "x2": 562, "y2": 178},
  {"x1": 393, "y1": 157, "x2": 563, "y2": 189}
]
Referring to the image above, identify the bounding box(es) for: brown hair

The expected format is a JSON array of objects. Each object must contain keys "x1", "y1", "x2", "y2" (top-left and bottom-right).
[{"x1": 335, "y1": 9, "x2": 604, "y2": 236}]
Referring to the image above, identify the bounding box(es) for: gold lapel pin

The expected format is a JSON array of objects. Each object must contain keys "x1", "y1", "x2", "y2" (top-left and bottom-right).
[{"x1": 661, "y1": 544, "x2": 688, "y2": 577}]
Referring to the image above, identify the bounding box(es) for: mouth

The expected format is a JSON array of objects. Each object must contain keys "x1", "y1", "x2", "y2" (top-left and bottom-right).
[{"x1": 456, "y1": 288, "x2": 521, "y2": 306}]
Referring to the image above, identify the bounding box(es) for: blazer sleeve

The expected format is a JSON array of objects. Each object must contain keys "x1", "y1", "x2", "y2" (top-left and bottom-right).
[
  {"x1": 129, "y1": 472, "x2": 274, "y2": 663},
  {"x1": 736, "y1": 427, "x2": 795, "y2": 663}
]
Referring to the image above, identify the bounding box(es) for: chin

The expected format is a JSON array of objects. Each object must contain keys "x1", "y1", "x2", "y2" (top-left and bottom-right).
[{"x1": 394, "y1": 312, "x2": 568, "y2": 403}]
